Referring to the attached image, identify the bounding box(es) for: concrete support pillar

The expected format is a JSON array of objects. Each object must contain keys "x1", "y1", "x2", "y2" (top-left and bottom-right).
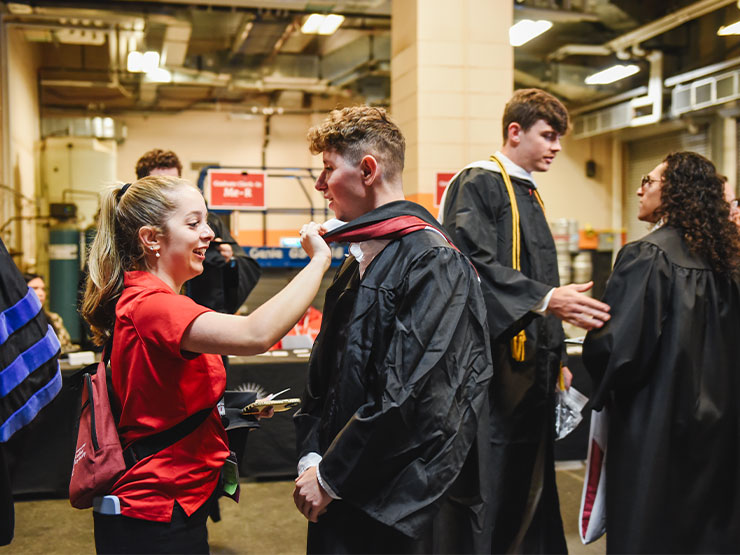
[{"x1": 391, "y1": 0, "x2": 513, "y2": 214}]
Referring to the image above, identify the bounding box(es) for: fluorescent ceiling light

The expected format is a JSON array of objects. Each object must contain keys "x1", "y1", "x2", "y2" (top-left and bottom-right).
[
  {"x1": 127, "y1": 51, "x2": 143, "y2": 72},
  {"x1": 301, "y1": 13, "x2": 345, "y2": 35},
  {"x1": 509, "y1": 19, "x2": 552, "y2": 47},
  {"x1": 301, "y1": 14, "x2": 324, "y2": 34},
  {"x1": 718, "y1": 20, "x2": 740, "y2": 35},
  {"x1": 585, "y1": 64, "x2": 640, "y2": 85},
  {"x1": 318, "y1": 14, "x2": 344, "y2": 35},
  {"x1": 127, "y1": 51, "x2": 160, "y2": 73},
  {"x1": 141, "y1": 51, "x2": 160, "y2": 73},
  {"x1": 7, "y1": 3, "x2": 33, "y2": 14}
]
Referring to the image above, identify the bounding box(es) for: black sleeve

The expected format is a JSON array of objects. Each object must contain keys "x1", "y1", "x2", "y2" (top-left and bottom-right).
[
  {"x1": 582, "y1": 241, "x2": 671, "y2": 409},
  {"x1": 207, "y1": 213, "x2": 262, "y2": 312},
  {"x1": 231, "y1": 256, "x2": 261, "y2": 308},
  {"x1": 442, "y1": 170, "x2": 552, "y2": 341}
]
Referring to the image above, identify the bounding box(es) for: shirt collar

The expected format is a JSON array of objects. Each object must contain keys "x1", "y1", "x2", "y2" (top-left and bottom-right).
[
  {"x1": 494, "y1": 150, "x2": 537, "y2": 188},
  {"x1": 349, "y1": 239, "x2": 391, "y2": 278},
  {"x1": 123, "y1": 270, "x2": 176, "y2": 293}
]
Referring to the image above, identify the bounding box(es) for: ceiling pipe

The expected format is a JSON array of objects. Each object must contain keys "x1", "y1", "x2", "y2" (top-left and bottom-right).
[
  {"x1": 548, "y1": 0, "x2": 737, "y2": 62},
  {"x1": 664, "y1": 54, "x2": 740, "y2": 87},
  {"x1": 630, "y1": 50, "x2": 663, "y2": 127}
]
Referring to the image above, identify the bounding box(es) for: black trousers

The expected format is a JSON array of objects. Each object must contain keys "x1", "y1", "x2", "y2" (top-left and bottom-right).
[{"x1": 93, "y1": 498, "x2": 212, "y2": 555}]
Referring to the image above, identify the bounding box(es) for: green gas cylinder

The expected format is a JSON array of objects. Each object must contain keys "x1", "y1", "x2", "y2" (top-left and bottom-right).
[{"x1": 48, "y1": 226, "x2": 81, "y2": 343}]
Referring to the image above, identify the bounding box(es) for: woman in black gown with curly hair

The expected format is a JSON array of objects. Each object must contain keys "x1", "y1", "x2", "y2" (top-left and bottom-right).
[{"x1": 583, "y1": 151, "x2": 740, "y2": 554}]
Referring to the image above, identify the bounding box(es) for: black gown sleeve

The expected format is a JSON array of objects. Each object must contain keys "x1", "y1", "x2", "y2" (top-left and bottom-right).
[
  {"x1": 443, "y1": 170, "x2": 552, "y2": 341},
  {"x1": 206, "y1": 213, "x2": 261, "y2": 313},
  {"x1": 582, "y1": 241, "x2": 671, "y2": 409},
  {"x1": 317, "y1": 247, "x2": 491, "y2": 528}
]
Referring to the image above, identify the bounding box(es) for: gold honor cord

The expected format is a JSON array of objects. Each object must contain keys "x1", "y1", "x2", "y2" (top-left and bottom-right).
[{"x1": 489, "y1": 155, "x2": 545, "y2": 362}]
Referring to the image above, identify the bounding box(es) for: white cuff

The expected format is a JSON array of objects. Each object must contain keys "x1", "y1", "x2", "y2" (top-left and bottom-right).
[
  {"x1": 297, "y1": 452, "x2": 342, "y2": 500},
  {"x1": 297, "y1": 452, "x2": 322, "y2": 476},
  {"x1": 532, "y1": 288, "x2": 555, "y2": 314},
  {"x1": 315, "y1": 465, "x2": 341, "y2": 500}
]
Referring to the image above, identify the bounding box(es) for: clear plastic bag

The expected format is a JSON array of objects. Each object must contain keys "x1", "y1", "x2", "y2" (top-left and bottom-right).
[{"x1": 554, "y1": 386, "x2": 589, "y2": 440}]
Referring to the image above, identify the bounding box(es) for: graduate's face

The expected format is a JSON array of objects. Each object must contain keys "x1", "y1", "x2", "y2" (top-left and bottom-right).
[
  {"x1": 148, "y1": 185, "x2": 215, "y2": 289},
  {"x1": 315, "y1": 150, "x2": 367, "y2": 221},
  {"x1": 637, "y1": 162, "x2": 665, "y2": 223},
  {"x1": 506, "y1": 119, "x2": 562, "y2": 173}
]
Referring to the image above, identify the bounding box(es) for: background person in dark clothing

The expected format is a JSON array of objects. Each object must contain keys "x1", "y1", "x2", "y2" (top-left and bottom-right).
[
  {"x1": 135, "y1": 149, "x2": 261, "y2": 314},
  {"x1": 0, "y1": 239, "x2": 63, "y2": 546},
  {"x1": 583, "y1": 152, "x2": 740, "y2": 554}
]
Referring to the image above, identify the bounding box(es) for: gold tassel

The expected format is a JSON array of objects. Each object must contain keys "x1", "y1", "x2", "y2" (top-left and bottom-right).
[
  {"x1": 510, "y1": 330, "x2": 527, "y2": 362},
  {"x1": 491, "y1": 154, "x2": 534, "y2": 364}
]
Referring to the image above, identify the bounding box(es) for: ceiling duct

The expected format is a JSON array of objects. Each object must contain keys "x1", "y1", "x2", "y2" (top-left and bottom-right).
[
  {"x1": 237, "y1": 17, "x2": 291, "y2": 56},
  {"x1": 41, "y1": 116, "x2": 126, "y2": 142},
  {"x1": 671, "y1": 63, "x2": 740, "y2": 117},
  {"x1": 571, "y1": 51, "x2": 663, "y2": 138},
  {"x1": 161, "y1": 20, "x2": 191, "y2": 67},
  {"x1": 321, "y1": 34, "x2": 389, "y2": 85}
]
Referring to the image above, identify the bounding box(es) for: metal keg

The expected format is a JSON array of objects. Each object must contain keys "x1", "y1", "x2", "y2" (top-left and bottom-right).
[{"x1": 572, "y1": 251, "x2": 593, "y2": 295}]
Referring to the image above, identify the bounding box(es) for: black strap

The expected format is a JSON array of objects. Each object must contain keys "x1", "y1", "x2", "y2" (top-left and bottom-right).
[
  {"x1": 123, "y1": 407, "x2": 213, "y2": 468},
  {"x1": 101, "y1": 334, "x2": 215, "y2": 468}
]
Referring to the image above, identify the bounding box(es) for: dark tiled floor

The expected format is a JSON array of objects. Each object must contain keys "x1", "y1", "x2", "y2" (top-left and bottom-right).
[{"x1": 2, "y1": 465, "x2": 605, "y2": 554}]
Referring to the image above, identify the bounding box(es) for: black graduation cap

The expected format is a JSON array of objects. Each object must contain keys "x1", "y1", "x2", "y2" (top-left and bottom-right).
[{"x1": 222, "y1": 390, "x2": 260, "y2": 431}]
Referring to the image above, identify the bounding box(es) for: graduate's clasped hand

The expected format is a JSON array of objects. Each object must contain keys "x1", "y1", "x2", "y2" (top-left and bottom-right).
[
  {"x1": 547, "y1": 281, "x2": 611, "y2": 330},
  {"x1": 293, "y1": 466, "x2": 332, "y2": 522}
]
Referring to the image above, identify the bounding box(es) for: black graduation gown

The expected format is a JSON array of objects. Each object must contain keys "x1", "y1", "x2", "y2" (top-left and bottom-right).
[
  {"x1": 186, "y1": 213, "x2": 261, "y2": 314},
  {"x1": 583, "y1": 226, "x2": 740, "y2": 554},
  {"x1": 441, "y1": 167, "x2": 568, "y2": 554},
  {"x1": 0, "y1": 238, "x2": 63, "y2": 545},
  {"x1": 294, "y1": 200, "x2": 493, "y2": 554}
]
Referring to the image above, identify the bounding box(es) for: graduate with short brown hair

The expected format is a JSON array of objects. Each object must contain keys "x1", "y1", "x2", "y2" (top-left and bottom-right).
[
  {"x1": 293, "y1": 106, "x2": 493, "y2": 553},
  {"x1": 440, "y1": 88, "x2": 610, "y2": 553}
]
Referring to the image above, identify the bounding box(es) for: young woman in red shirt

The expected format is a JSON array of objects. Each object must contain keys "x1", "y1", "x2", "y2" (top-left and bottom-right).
[{"x1": 81, "y1": 175, "x2": 331, "y2": 554}]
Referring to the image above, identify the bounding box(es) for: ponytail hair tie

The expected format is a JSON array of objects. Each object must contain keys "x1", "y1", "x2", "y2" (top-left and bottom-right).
[{"x1": 118, "y1": 183, "x2": 131, "y2": 199}]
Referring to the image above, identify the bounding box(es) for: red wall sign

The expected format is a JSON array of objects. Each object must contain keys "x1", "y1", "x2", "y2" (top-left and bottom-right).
[
  {"x1": 435, "y1": 172, "x2": 456, "y2": 207},
  {"x1": 205, "y1": 169, "x2": 266, "y2": 210}
]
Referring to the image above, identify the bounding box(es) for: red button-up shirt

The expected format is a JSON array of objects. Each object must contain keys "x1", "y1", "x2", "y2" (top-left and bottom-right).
[{"x1": 109, "y1": 271, "x2": 229, "y2": 522}]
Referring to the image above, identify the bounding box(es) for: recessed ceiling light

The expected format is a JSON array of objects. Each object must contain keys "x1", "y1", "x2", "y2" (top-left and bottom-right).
[
  {"x1": 509, "y1": 20, "x2": 552, "y2": 47},
  {"x1": 585, "y1": 64, "x2": 640, "y2": 85}
]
